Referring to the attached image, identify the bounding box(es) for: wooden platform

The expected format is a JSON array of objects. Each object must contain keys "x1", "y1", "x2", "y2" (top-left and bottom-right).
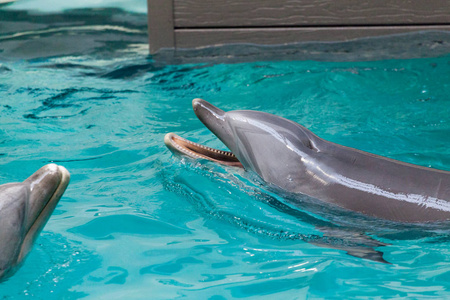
[{"x1": 147, "y1": 0, "x2": 450, "y2": 54}]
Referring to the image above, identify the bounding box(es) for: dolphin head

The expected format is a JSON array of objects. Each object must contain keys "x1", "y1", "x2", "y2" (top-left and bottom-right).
[
  {"x1": 165, "y1": 99, "x2": 323, "y2": 190},
  {"x1": 0, "y1": 164, "x2": 70, "y2": 281}
]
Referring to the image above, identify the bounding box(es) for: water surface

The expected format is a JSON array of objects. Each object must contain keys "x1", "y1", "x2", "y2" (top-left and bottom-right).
[{"x1": 1, "y1": 6, "x2": 450, "y2": 299}]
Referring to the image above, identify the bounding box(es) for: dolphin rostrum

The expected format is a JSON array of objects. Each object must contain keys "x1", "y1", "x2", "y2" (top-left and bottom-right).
[
  {"x1": 165, "y1": 99, "x2": 450, "y2": 223},
  {"x1": 0, "y1": 164, "x2": 70, "y2": 281}
]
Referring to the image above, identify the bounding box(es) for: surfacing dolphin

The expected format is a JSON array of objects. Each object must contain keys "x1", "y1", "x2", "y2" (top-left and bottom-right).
[
  {"x1": 165, "y1": 99, "x2": 450, "y2": 223},
  {"x1": 0, "y1": 164, "x2": 70, "y2": 281}
]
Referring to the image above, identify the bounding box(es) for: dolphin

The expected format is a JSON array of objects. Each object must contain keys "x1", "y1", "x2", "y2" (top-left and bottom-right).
[
  {"x1": 165, "y1": 99, "x2": 450, "y2": 223},
  {"x1": 0, "y1": 164, "x2": 70, "y2": 281}
]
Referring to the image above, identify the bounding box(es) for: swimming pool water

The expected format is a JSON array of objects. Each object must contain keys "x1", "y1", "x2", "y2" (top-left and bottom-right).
[{"x1": 1, "y1": 7, "x2": 450, "y2": 299}]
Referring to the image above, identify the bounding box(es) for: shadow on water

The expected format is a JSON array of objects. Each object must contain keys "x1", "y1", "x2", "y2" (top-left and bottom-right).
[
  {"x1": 18, "y1": 86, "x2": 139, "y2": 119},
  {"x1": 161, "y1": 161, "x2": 386, "y2": 263},
  {"x1": 98, "y1": 63, "x2": 164, "y2": 79}
]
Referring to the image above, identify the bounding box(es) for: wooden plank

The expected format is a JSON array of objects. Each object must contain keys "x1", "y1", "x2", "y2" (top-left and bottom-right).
[
  {"x1": 147, "y1": 0, "x2": 174, "y2": 53},
  {"x1": 153, "y1": 31, "x2": 450, "y2": 64},
  {"x1": 174, "y1": 0, "x2": 450, "y2": 28},
  {"x1": 175, "y1": 26, "x2": 450, "y2": 48}
]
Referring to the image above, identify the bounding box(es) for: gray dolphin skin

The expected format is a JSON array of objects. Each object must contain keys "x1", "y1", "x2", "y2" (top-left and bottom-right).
[
  {"x1": 0, "y1": 164, "x2": 70, "y2": 281},
  {"x1": 165, "y1": 99, "x2": 450, "y2": 223}
]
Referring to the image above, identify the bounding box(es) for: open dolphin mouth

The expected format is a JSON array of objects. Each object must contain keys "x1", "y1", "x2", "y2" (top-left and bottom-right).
[
  {"x1": 164, "y1": 132, "x2": 243, "y2": 168},
  {"x1": 164, "y1": 98, "x2": 243, "y2": 168}
]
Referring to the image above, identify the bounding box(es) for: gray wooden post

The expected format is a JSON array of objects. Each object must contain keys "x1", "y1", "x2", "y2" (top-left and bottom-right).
[{"x1": 147, "y1": 0, "x2": 175, "y2": 54}]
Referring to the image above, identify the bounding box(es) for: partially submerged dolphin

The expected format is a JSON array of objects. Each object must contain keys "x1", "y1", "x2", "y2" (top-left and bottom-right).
[
  {"x1": 0, "y1": 164, "x2": 70, "y2": 281},
  {"x1": 165, "y1": 99, "x2": 450, "y2": 223}
]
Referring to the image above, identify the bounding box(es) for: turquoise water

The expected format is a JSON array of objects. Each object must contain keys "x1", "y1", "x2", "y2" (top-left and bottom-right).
[{"x1": 1, "y1": 6, "x2": 450, "y2": 300}]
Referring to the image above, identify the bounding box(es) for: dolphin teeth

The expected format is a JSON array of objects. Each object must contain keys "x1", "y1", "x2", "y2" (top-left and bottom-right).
[{"x1": 164, "y1": 133, "x2": 243, "y2": 168}]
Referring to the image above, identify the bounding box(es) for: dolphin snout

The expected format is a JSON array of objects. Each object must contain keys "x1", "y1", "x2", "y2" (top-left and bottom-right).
[
  {"x1": 192, "y1": 98, "x2": 203, "y2": 111},
  {"x1": 192, "y1": 98, "x2": 225, "y2": 121},
  {"x1": 17, "y1": 164, "x2": 70, "y2": 263},
  {"x1": 24, "y1": 164, "x2": 64, "y2": 229},
  {"x1": 191, "y1": 99, "x2": 237, "y2": 153},
  {"x1": 25, "y1": 164, "x2": 70, "y2": 226}
]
